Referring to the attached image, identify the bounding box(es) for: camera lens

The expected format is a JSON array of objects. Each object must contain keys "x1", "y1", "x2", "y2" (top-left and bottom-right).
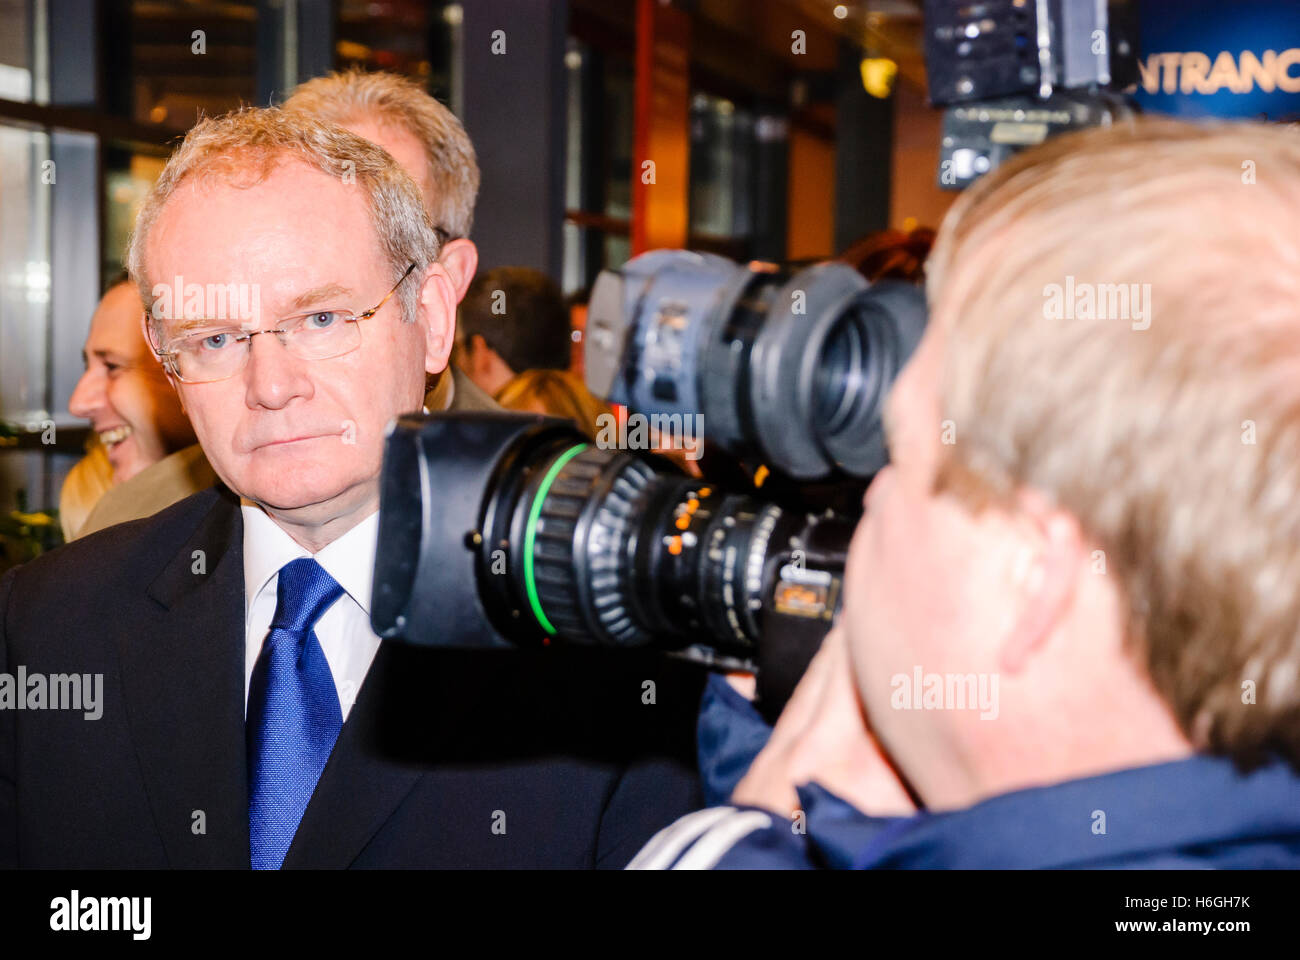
[
  {"x1": 589, "y1": 252, "x2": 926, "y2": 481},
  {"x1": 815, "y1": 282, "x2": 926, "y2": 476},
  {"x1": 814, "y1": 311, "x2": 869, "y2": 436},
  {"x1": 498, "y1": 437, "x2": 778, "y2": 657}
]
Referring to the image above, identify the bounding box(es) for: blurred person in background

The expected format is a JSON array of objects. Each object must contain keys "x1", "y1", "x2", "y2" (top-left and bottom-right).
[
  {"x1": 457, "y1": 266, "x2": 571, "y2": 398},
  {"x1": 495, "y1": 368, "x2": 611, "y2": 440},
  {"x1": 284, "y1": 69, "x2": 497, "y2": 414},
  {"x1": 57, "y1": 439, "x2": 113, "y2": 542},
  {"x1": 839, "y1": 226, "x2": 935, "y2": 284},
  {"x1": 62, "y1": 277, "x2": 203, "y2": 539},
  {"x1": 484, "y1": 275, "x2": 703, "y2": 475}
]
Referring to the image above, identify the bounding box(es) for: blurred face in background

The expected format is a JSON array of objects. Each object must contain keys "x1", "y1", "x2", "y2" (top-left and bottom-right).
[
  {"x1": 344, "y1": 120, "x2": 433, "y2": 207},
  {"x1": 341, "y1": 117, "x2": 479, "y2": 302},
  {"x1": 68, "y1": 281, "x2": 196, "y2": 483}
]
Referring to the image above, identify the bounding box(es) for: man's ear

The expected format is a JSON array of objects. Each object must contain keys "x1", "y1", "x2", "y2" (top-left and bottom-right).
[
  {"x1": 437, "y1": 238, "x2": 479, "y2": 304},
  {"x1": 417, "y1": 260, "x2": 458, "y2": 377},
  {"x1": 998, "y1": 488, "x2": 1086, "y2": 674},
  {"x1": 139, "y1": 309, "x2": 156, "y2": 358}
]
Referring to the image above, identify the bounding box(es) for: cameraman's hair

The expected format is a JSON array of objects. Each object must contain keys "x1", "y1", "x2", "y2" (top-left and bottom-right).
[
  {"x1": 926, "y1": 117, "x2": 1300, "y2": 771},
  {"x1": 459, "y1": 266, "x2": 571, "y2": 374},
  {"x1": 284, "y1": 69, "x2": 479, "y2": 240},
  {"x1": 127, "y1": 106, "x2": 439, "y2": 342}
]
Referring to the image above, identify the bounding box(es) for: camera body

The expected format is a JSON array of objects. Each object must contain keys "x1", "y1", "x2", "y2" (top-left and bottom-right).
[
  {"x1": 925, "y1": 0, "x2": 1142, "y2": 189},
  {"x1": 371, "y1": 412, "x2": 855, "y2": 719}
]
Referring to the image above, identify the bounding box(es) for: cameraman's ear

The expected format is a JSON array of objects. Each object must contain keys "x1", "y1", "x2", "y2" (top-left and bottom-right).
[
  {"x1": 998, "y1": 488, "x2": 1085, "y2": 674},
  {"x1": 437, "y1": 238, "x2": 479, "y2": 304},
  {"x1": 417, "y1": 260, "x2": 458, "y2": 377}
]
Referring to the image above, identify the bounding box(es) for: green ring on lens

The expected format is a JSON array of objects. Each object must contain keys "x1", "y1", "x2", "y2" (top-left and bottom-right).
[{"x1": 523, "y1": 442, "x2": 589, "y2": 635}]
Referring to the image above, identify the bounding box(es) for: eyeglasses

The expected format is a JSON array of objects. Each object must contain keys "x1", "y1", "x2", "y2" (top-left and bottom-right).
[{"x1": 153, "y1": 263, "x2": 417, "y2": 384}]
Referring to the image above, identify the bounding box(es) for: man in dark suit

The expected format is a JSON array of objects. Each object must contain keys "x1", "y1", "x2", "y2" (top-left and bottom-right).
[{"x1": 0, "y1": 105, "x2": 702, "y2": 868}]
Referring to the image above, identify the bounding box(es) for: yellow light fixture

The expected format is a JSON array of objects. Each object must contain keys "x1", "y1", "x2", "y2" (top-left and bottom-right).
[{"x1": 860, "y1": 57, "x2": 898, "y2": 98}]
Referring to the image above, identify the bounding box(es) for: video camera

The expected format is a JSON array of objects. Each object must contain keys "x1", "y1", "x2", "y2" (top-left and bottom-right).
[
  {"x1": 925, "y1": 0, "x2": 1142, "y2": 189},
  {"x1": 371, "y1": 251, "x2": 926, "y2": 719}
]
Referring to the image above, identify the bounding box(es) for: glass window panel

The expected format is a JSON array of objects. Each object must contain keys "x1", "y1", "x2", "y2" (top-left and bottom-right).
[
  {"x1": 0, "y1": 0, "x2": 45, "y2": 102},
  {"x1": 50, "y1": 130, "x2": 99, "y2": 416},
  {"x1": 105, "y1": 1, "x2": 257, "y2": 128},
  {"x1": 564, "y1": 38, "x2": 586, "y2": 213},
  {"x1": 603, "y1": 233, "x2": 630, "y2": 273},
  {"x1": 0, "y1": 123, "x2": 53, "y2": 520},
  {"x1": 103, "y1": 145, "x2": 167, "y2": 282},
  {"x1": 603, "y1": 56, "x2": 634, "y2": 220},
  {"x1": 690, "y1": 92, "x2": 755, "y2": 240},
  {"x1": 336, "y1": 0, "x2": 451, "y2": 95},
  {"x1": 562, "y1": 221, "x2": 585, "y2": 296},
  {"x1": 0, "y1": 124, "x2": 51, "y2": 425}
]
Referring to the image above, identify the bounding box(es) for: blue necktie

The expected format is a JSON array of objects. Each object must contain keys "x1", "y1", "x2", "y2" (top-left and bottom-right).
[{"x1": 247, "y1": 557, "x2": 345, "y2": 870}]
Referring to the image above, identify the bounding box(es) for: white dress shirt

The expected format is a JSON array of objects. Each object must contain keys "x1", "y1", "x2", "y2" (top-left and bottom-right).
[{"x1": 241, "y1": 502, "x2": 383, "y2": 721}]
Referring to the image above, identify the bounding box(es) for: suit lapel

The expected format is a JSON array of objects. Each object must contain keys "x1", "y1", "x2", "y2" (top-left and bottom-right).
[
  {"x1": 119, "y1": 485, "x2": 251, "y2": 867},
  {"x1": 282, "y1": 639, "x2": 425, "y2": 868},
  {"x1": 120, "y1": 488, "x2": 424, "y2": 869}
]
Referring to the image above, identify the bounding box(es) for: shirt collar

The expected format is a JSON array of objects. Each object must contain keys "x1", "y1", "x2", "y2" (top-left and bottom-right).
[{"x1": 240, "y1": 500, "x2": 380, "y2": 627}]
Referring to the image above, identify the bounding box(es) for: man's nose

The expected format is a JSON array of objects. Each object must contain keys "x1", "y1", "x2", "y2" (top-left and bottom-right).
[
  {"x1": 68, "y1": 368, "x2": 105, "y2": 421},
  {"x1": 242, "y1": 331, "x2": 314, "y2": 409}
]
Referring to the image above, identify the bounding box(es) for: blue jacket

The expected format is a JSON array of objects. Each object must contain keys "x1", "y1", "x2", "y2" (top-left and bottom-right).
[
  {"x1": 697, "y1": 673, "x2": 774, "y2": 806},
  {"x1": 668, "y1": 675, "x2": 1300, "y2": 869}
]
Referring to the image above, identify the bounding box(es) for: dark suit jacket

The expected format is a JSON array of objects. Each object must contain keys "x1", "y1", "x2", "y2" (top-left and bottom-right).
[{"x1": 0, "y1": 484, "x2": 704, "y2": 868}]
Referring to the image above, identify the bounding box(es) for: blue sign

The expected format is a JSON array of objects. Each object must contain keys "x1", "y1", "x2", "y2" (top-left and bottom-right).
[{"x1": 1135, "y1": 0, "x2": 1300, "y2": 121}]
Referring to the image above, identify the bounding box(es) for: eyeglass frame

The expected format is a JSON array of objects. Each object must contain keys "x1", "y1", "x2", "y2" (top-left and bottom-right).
[{"x1": 150, "y1": 262, "x2": 419, "y2": 384}]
